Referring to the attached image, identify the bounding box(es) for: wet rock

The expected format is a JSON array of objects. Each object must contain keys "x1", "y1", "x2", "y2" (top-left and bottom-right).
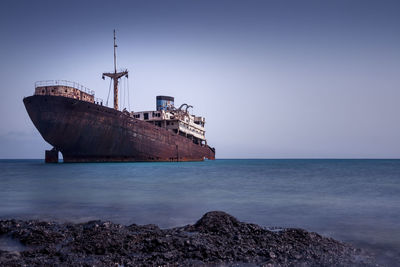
[{"x1": 0, "y1": 211, "x2": 378, "y2": 266}]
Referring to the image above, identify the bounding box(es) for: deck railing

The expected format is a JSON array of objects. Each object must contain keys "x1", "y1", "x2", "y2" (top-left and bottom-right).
[{"x1": 35, "y1": 80, "x2": 95, "y2": 96}]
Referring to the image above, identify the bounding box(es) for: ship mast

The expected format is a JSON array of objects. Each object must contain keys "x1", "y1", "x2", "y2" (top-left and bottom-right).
[{"x1": 102, "y1": 29, "x2": 128, "y2": 110}]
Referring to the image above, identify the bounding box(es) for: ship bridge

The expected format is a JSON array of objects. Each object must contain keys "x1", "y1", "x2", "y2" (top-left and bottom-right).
[{"x1": 130, "y1": 96, "x2": 208, "y2": 146}]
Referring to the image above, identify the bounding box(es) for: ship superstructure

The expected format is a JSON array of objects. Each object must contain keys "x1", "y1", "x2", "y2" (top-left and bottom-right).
[
  {"x1": 23, "y1": 30, "x2": 215, "y2": 162},
  {"x1": 131, "y1": 96, "x2": 208, "y2": 146}
]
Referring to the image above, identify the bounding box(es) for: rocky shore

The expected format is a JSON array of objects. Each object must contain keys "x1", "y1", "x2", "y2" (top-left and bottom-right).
[{"x1": 0, "y1": 211, "x2": 377, "y2": 266}]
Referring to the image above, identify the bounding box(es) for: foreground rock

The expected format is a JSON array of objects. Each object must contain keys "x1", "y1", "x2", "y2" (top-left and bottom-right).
[{"x1": 0, "y1": 211, "x2": 377, "y2": 266}]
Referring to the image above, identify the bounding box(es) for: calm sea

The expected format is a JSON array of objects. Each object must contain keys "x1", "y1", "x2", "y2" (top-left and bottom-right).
[{"x1": 0, "y1": 159, "x2": 399, "y2": 264}]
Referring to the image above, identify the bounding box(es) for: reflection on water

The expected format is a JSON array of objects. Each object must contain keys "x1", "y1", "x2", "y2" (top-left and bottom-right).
[{"x1": 0, "y1": 159, "x2": 399, "y2": 264}]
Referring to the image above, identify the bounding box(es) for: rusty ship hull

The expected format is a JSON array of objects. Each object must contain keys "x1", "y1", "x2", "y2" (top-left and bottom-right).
[{"x1": 23, "y1": 95, "x2": 215, "y2": 162}]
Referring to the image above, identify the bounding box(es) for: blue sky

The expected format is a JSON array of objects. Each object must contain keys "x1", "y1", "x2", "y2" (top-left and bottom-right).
[{"x1": 0, "y1": 0, "x2": 399, "y2": 158}]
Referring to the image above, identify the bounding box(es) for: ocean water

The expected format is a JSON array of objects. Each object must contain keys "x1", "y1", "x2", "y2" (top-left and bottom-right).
[{"x1": 0, "y1": 159, "x2": 399, "y2": 264}]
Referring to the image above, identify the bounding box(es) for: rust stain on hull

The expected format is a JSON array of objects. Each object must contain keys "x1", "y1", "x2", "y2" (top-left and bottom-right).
[{"x1": 23, "y1": 95, "x2": 215, "y2": 162}]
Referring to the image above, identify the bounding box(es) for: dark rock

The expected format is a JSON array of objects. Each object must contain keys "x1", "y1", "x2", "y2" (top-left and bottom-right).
[
  {"x1": 0, "y1": 211, "x2": 379, "y2": 266},
  {"x1": 193, "y1": 211, "x2": 240, "y2": 234}
]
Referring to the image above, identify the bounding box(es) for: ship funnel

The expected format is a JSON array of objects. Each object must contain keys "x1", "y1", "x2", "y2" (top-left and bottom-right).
[{"x1": 156, "y1": 95, "x2": 174, "y2": 111}]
